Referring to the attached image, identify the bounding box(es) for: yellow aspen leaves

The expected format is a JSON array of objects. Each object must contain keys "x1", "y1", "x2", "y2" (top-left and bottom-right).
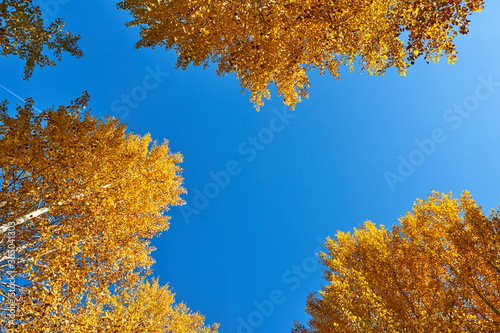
[
  {"x1": 0, "y1": 0, "x2": 83, "y2": 79},
  {"x1": 80, "y1": 277, "x2": 219, "y2": 333},
  {"x1": 0, "y1": 94, "x2": 218, "y2": 332},
  {"x1": 294, "y1": 191, "x2": 500, "y2": 333},
  {"x1": 118, "y1": 0, "x2": 484, "y2": 110}
]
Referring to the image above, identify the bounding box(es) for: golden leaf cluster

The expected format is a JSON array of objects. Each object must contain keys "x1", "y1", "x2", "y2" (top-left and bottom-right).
[
  {"x1": 0, "y1": 94, "x2": 217, "y2": 332},
  {"x1": 118, "y1": 0, "x2": 484, "y2": 110},
  {"x1": 82, "y1": 277, "x2": 219, "y2": 333},
  {"x1": 0, "y1": 0, "x2": 83, "y2": 79},
  {"x1": 294, "y1": 191, "x2": 500, "y2": 332}
]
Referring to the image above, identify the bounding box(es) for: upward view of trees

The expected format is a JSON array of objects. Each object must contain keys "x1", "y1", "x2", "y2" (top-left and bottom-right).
[
  {"x1": 293, "y1": 191, "x2": 500, "y2": 333},
  {"x1": 118, "y1": 0, "x2": 484, "y2": 110},
  {"x1": 1, "y1": 0, "x2": 497, "y2": 332}
]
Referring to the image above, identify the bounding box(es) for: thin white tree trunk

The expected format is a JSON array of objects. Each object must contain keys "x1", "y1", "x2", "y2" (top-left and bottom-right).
[
  {"x1": 0, "y1": 207, "x2": 50, "y2": 234},
  {"x1": 0, "y1": 184, "x2": 111, "y2": 234}
]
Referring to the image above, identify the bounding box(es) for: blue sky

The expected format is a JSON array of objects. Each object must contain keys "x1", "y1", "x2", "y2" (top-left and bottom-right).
[{"x1": 1, "y1": 2, "x2": 500, "y2": 332}]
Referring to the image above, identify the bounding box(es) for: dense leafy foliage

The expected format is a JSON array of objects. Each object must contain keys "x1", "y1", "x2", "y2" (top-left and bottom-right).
[
  {"x1": 0, "y1": 95, "x2": 216, "y2": 332},
  {"x1": 118, "y1": 0, "x2": 484, "y2": 110},
  {"x1": 0, "y1": 0, "x2": 83, "y2": 79},
  {"x1": 294, "y1": 191, "x2": 500, "y2": 332}
]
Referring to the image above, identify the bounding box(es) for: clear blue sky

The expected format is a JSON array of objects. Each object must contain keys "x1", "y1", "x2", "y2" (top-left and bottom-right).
[{"x1": 1, "y1": 2, "x2": 500, "y2": 332}]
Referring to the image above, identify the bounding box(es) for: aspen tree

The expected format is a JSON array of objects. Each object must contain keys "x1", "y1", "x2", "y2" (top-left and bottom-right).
[
  {"x1": 0, "y1": 0, "x2": 83, "y2": 79},
  {"x1": 0, "y1": 94, "x2": 217, "y2": 332},
  {"x1": 294, "y1": 191, "x2": 500, "y2": 332},
  {"x1": 118, "y1": 0, "x2": 484, "y2": 110}
]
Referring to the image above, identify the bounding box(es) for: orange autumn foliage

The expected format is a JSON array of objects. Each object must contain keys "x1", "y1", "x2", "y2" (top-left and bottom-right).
[
  {"x1": 0, "y1": 0, "x2": 83, "y2": 79},
  {"x1": 118, "y1": 0, "x2": 484, "y2": 110},
  {"x1": 0, "y1": 94, "x2": 217, "y2": 332},
  {"x1": 294, "y1": 191, "x2": 500, "y2": 332},
  {"x1": 81, "y1": 277, "x2": 219, "y2": 333}
]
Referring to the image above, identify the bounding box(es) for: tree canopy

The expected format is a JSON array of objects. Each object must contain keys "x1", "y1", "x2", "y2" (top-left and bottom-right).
[
  {"x1": 0, "y1": 95, "x2": 216, "y2": 332},
  {"x1": 82, "y1": 277, "x2": 219, "y2": 333},
  {"x1": 0, "y1": 0, "x2": 83, "y2": 79},
  {"x1": 118, "y1": 0, "x2": 484, "y2": 110},
  {"x1": 294, "y1": 191, "x2": 500, "y2": 332}
]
